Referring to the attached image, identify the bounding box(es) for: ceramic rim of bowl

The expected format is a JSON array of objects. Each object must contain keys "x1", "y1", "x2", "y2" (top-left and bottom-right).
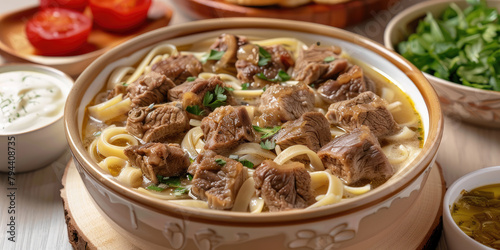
[
  {"x1": 0, "y1": 63, "x2": 73, "y2": 136},
  {"x1": 384, "y1": 0, "x2": 500, "y2": 97},
  {"x1": 65, "y1": 17, "x2": 443, "y2": 225}
]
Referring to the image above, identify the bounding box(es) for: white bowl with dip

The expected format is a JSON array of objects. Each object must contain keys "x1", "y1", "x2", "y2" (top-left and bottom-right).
[
  {"x1": 443, "y1": 166, "x2": 500, "y2": 250},
  {"x1": 0, "y1": 64, "x2": 73, "y2": 173}
]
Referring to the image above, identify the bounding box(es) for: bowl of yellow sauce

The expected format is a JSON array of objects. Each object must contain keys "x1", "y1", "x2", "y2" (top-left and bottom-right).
[
  {"x1": 0, "y1": 64, "x2": 73, "y2": 173},
  {"x1": 444, "y1": 166, "x2": 500, "y2": 250}
]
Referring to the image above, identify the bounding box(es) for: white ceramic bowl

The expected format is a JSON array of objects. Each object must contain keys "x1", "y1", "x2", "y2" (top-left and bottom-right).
[
  {"x1": 443, "y1": 166, "x2": 500, "y2": 250},
  {"x1": 0, "y1": 64, "x2": 73, "y2": 173},
  {"x1": 65, "y1": 18, "x2": 443, "y2": 249},
  {"x1": 384, "y1": 0, "x2": 500, "y2": 128}
]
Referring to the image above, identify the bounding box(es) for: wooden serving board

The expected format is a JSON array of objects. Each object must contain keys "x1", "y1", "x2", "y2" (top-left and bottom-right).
[
  {"x1": 61, "y1": 161, "x2": 445, "y2": 249},
  {"x1": 175, "y1": 0, "x2": 398, "y2": 28},
  {"x1": 0, "y1": 0, "x2": 172, "y2": 77}
]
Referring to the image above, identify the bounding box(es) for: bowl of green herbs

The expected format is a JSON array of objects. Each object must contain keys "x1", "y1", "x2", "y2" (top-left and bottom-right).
[{"x1": 384, "y1": 0, "x2": 500, "y2": 128}]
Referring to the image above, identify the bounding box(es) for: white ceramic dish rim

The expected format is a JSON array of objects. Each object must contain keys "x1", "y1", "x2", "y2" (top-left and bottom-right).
[
  {"x1": 0, "y1": 63, "x2": 74, "y2": 136},
  {"x1": 65, "y1": 17, "x2": 443, "y2": 223},
  {"x1": 383, "y1": 0, "x2": 500, "y2": 97},
  {"x1": 443, "y1": 166, "x2": 500, "y2": 250}
]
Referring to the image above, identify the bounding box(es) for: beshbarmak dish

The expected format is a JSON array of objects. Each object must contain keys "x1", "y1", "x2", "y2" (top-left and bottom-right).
[
  {"x1": 384, "y1": 0, "x2": 500, "y2": 128},
  {"x1": 0, "y1": 63, "x2": 72, "y2": 172},
  {"x1": 66, "y1": 18, "x2": 442, "y2": 249}
]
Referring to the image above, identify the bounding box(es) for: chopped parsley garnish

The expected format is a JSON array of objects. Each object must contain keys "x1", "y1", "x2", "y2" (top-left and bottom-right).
[
  {"x1": 121, "y1": 82, "x2": 128, "y2": 86},
  {"x1": 228, "y1": 155, "x2": 254, "y2": 169},
  {"x1": 241, "y1": 83, "x2": 250, "y2": 90},
  {"x1": 92, "y1": 131, "x2": 102, "y2": 137},
  {"x1": 203, "y1": 85, "x2": 228, "y2": 109},
  {"x1": 260, "y1": 139, "x2": 276, "y2": 150},
  {"x1": 186, "y1": 105, "x2": 205, "y2": 116},
  {"x1": 157, "y1": 175, "x2": 181, "y2": 187},
  {"x1": 256, "y1": 69, "x2": 291, "y2": 82},
  {"x1": 146, "y1": 185, "x2": 164, "y2": 192},
  {"x1": 396, "y1": 0, "x2": 500, "y2": 91},
  {"x1": 201, "y1": 49, "x2": 225, "y2": 63},
  {"x1": 186, "y1": 76, "x2": 197, "y2": 82},
  {"x1": 239, "y1": 159, "x2": 254, "y2": 169},
  {"x1": 186, "y1": 173, "x2": 193, "y2": 181},
  {"x1": 257, "y1": 45, "x2": 272, "y2": 66},
  {"x1": 324, "y1": 56, "x2": 336, "y2": 62},
  {"x1": 173, "y1": 187, "x2": 189, "y2": 196},
  {"x1": 224, "y1": 86, "x2": 235, "y2": 92},
  {"x1": 215, "y1": 158, "x2": 226, "y2": 166},
  {"x1": 253, "y1": 125, "x2": 281, "y2": 139}
]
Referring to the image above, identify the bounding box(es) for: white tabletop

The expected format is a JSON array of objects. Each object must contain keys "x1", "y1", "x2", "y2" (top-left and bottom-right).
[{"x1": 1, "y1": 0, "x2": 500, "y2": 249}]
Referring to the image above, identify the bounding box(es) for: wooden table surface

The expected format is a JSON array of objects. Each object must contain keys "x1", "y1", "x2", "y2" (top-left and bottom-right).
[{"x1": 1, "y1": 0, "x2": 499, "y2": 249}]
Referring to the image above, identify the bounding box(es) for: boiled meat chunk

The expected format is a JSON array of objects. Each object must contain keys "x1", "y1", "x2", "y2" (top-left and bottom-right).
[
  {"x1": 326, "y1": 91, "x2": 399, "y2": 137},
  {"x1": 124, "y1": 143, "x2": 190, "y2": 184},
  {"x1": 253, "y1": 160, "x2": 314, "y2": 211},
  {"x1": 317, "y1": 126, "x2": 393, "y2": 186},
  {"x1": 190, "y1": 154, "x2": 248, "y2": 210}
]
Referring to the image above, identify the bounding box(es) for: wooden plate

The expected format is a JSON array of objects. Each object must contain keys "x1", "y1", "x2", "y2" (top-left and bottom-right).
[
  {"x1": 175, "y1": 0, "x2": 397, "y2": 28},
  {"x1": 0, "y1": 1, "x2": 173, "y2": 77},
  {"x1": 61, "y1": 160, "x2": 445, "y2": 249}
]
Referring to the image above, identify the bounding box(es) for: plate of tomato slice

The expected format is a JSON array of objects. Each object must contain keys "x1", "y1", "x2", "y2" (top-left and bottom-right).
[{"x1": 0, "y1": 0, "x2": 173, "y2": 77}]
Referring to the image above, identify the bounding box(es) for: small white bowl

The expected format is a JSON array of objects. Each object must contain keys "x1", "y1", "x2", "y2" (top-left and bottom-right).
[
  {"x1": 0, "y1": 64, "x2": 73, "y2": 173},
  {"x1": 443, "y1": 166, "x2": 500, "y2": 250}
]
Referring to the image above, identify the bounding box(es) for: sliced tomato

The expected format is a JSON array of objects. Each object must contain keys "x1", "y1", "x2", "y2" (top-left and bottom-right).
[
  {"x1": 25, "y1": 8, "x2": 92, "y2": 56},
  {"x1": 40, "y1": 0, "x2": 89, "y2": 12},
  {"x1": 89, "y1": 0, "x2": 151, "y2": 32}
]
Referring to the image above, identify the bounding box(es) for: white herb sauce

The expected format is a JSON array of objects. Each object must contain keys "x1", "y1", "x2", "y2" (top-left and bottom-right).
[{"x1": 0, "y1": 71, "x2": 69, "y2": 134}]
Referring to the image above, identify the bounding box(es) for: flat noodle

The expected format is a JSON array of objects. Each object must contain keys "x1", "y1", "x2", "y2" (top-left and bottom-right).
[
  {"x1": 116, "y1": 166, "x2": 142, "y2": 188},
  {"x1": 106, "y1": 66, "x2": 135, "y2": 89},
  {"x1": 181, "y1": 126, "x2": 205, "y2": 159},
  {"x1": 274, "y1": 145, "x2": 325, "y2": 171},
  {"x1": 232, "y1": 89, "x2": 264, "y2": 98},
  {"x1": 97, "y1": 156, "x2": 129, "y2": 176},
  {"x1": 387, "y1": 101, "x2": 403, "y2": 112},
  {"x1": 88, "y1": 94, "x2": 132, "y2": 122},
  {"x1": 232, "y1": 143, "x2": 277, "y2": 160},
  {"x1": 189, "y1": 119, "x2": 202, "y2": 127},
  {"x1": 380, "y1": 87, "x2": 395, "y2": 102},
  {"x1": 169, "y1": 199, "x2": 209, "y2": 209},
  {"x1": 249, "y1": 197, "x2": 265, "y2": 213},
  {"x1": 136, "y1": 187, "x2": 190, "y2": 200},
  {"x1": 232, "y1": 177, "x2": 256, "y2": 212},
  {"x1": 97, "y1": 126, "x2": 138, "y2": 159},
  {"x1": 382, "y1": 144, "x2": 410, "y2": 164},
  {"x1": 88, "y1": 138, "x2": 104, "y2": 163},
  {"x1": 307, "y1": 171, "x2": 343, "y2": 209},
  {"x1": 385, "y1": 126, "x2": 416, "y2": 141},
  {"x1": 344, "y1": 184, "x2": 371, "y2": 196}
]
